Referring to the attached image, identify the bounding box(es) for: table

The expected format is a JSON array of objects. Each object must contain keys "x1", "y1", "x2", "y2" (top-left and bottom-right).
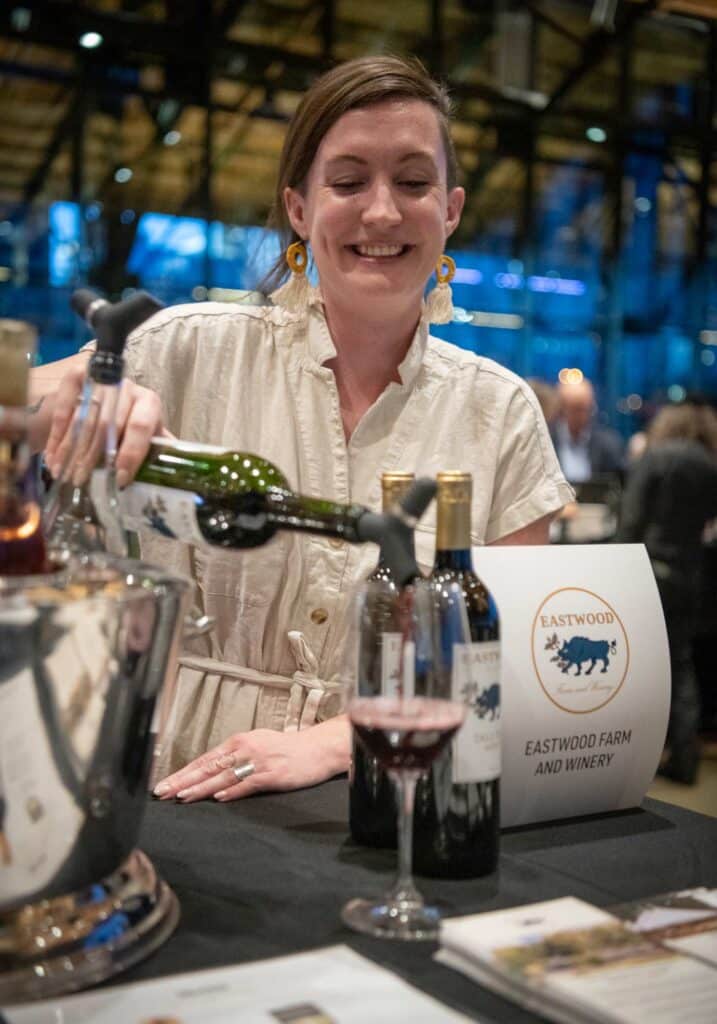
[{"x1": 123, "y1": 780, "x2": 717, "y2": 1022}]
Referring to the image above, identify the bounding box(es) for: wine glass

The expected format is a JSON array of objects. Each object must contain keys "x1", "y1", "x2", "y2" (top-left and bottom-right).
[{"x1": 341, "y1": 576, "x2": 470, "y2": 941}]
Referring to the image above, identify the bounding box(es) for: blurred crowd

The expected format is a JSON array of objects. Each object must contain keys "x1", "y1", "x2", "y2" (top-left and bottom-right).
[{"x1": 530, "y1": 376, "x2": 717, "y2": 787}]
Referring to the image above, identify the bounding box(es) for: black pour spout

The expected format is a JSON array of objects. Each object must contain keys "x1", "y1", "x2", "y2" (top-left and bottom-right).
[
  {"x1": 356, "y1": 477, "x2": 436, "y2": 586},
  {"x1": 71, "y1": 288, "x2": 163, "y2": 358}
]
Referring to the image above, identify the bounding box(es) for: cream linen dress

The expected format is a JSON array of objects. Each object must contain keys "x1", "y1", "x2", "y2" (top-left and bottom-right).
[{"x1": 122, "y1": 301, "x2": 573, "y2": 776}]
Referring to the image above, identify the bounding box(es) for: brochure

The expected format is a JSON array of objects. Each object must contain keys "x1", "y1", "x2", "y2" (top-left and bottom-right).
[
  {"x1": 437, "y1": 890, "x2": 717, "y2": 1024},
  {"x1": 611, "y1": 886, "x2": 717, "y2": 968},
  {"x1": 1, "y1": 945, "x2": 473, "y2": 1024}
]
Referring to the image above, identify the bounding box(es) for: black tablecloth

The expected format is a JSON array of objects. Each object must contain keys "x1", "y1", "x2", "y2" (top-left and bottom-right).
[{"x1": 124, "y1": 781, "x2": 717, "y2": 1022}]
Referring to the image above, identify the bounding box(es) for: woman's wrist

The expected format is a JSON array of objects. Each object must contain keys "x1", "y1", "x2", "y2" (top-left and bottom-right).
[{"x1": 307, "y1": 714, "x2": 351, "y2": 776}]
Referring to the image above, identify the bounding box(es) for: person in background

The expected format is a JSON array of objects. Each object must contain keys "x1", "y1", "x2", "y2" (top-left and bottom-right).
[
  {"x1": 552, "y1": 377, "x2": 625, "y2": 483},
  {"x1": 626, "y1": 427, "x2": 649, "y2": 463},
  {"x1": 29, "y1": 55, "x2": 573, "y2": 803},
  {"x1": 527, "y1": 378, "x2": 560, "y2": 428},
  {"x1": 616, "y1": 402, "x2": 717, "y2": 784}
]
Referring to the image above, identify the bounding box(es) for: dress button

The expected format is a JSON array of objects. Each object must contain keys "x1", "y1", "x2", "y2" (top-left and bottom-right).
[
  {"x1": 328, "y1": 538, "x2": 344, "y2": 549},
  {"x1": 310, "y1": 608, "x2": 329, "y2": 625}
]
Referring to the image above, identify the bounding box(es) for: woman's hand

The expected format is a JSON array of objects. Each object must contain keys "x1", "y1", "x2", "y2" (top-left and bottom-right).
[
  {"x1": 43, "y1": 360, "x2": 168, "y2": 486},
  {"x1": 153, "y1": 716, "x2": 351, "y2": 803}
]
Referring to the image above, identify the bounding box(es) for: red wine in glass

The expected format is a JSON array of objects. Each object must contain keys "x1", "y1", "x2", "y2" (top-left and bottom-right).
[{"x1": 350, "y1": 697, "x2": 466, "y2": 772}]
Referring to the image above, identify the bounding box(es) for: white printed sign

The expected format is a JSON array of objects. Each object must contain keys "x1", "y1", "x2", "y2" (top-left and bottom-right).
[{"x1": 472, "y1": 544, "x2": 669, "y2": 827}]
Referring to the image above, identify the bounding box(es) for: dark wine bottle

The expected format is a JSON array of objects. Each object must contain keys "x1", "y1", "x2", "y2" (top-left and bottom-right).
[
  {"x1": 0, "y1": 320, "x2": 48, "y2": 575},
  {"x1": 366, "y1": 473, "x2": 415, "y2": 584},
  {"x1": 121, "y1": 439, "x2": 374, "y2": 549},
  {"x1": 349, "y1": 471, "x2": 414, "y2": 848},
  {"x1": 413, "y1": 471, "x2": 500, "y2": 879}
]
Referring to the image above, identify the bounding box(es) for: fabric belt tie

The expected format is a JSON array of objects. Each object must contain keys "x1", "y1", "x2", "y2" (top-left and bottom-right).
[{"x1": 177, "y1": 629, "x2": 341, "y2": 732}]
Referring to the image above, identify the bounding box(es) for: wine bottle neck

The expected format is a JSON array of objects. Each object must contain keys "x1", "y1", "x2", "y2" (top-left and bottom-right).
[
  {"x1": 65, "y1": 379, "x2": 122, "y2": 486},
  {"x1": 435, "y1": 497, "x2": 471, "y2": 552},
  {"x1": 264, "y1": 490, "x2": 368, "y2": 542},
  {"x1": 373, "y1": 474, "x2": 415, "y2": 576}
]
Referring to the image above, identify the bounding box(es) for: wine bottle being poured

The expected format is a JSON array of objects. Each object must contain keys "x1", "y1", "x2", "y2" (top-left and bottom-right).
[{"x1": 120, "y1": 440, "x2": 433, "y2": 585}]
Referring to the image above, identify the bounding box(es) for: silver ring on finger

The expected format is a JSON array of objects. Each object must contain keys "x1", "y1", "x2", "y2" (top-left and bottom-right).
[{"x1": 232, "y1": 761, "x2": 255, "y2": 783}]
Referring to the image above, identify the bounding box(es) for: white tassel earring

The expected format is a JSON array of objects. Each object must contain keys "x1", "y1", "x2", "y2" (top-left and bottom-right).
[
  {"x1": 271, "y1": 240, "x2": 311, "y2": 313},
  {"x1": 425, "y1": 254, "x2": 456, "y2": 324}
]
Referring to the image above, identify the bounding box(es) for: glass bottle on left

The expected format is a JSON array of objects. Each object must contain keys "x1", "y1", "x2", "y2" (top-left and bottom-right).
[
  {"x1": 46, "y1": 289, "x2": 163, "y2": 563},
  {"x1": 46, "y1": 345, "x2": 128, "y2": 561},
  {"x1": 0, "y1": 319, "x2": 48, "y2": 575}
]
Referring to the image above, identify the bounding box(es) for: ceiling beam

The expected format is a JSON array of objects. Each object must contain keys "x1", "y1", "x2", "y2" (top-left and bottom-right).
[
  {"x1": 21, "y1": 88, "x2": 83, "y2": 206},
  {"x1": 541, "y1": 0, "x2": 658, "y2": 116}
]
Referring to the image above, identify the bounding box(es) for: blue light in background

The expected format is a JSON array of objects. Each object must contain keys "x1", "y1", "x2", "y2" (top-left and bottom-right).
[
  {"x1": 49, "y1": 201, "x2": 81, "y2": 286},
  {"x1": 126, "y1": 214, "x2": 283, "y2": 296}
]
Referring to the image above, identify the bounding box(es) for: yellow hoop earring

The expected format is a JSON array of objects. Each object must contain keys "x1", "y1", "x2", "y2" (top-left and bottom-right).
[
  {"x1": 286, "y1": 240, "x2": 308, "y2": 275},
  {"x1": 271, "y1": 239, "x2": 312, "y2": 313},
  {"x1": 425, "y1": 254, "x2": 456, "y2": 324},
  {"x1": 435, "y1": 254, "x2": 456, "y2": 285}
]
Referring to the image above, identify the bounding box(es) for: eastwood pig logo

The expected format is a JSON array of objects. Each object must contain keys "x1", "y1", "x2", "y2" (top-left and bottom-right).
[{"x1": 531, "y1": 587, "x2": 629, "y2": 713}]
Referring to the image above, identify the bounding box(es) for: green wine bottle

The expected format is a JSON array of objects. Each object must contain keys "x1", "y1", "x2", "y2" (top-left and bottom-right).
[{"x1": 119, "y1": 439, "x2": 372, "y2": 548}]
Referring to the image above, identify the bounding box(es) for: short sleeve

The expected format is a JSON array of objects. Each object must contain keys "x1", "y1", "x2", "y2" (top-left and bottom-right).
[
  {"x1": 122, "y1": 305, "x2": 204, "y2": 437},
  {"x1": 485, "y1": 383, "x2": 574, "y2": 543}
]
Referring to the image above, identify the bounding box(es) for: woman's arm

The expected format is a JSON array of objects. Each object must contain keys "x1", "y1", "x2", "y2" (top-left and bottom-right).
[{"x1": 490, "y1": 512, "x2": 552, "y2": 546}]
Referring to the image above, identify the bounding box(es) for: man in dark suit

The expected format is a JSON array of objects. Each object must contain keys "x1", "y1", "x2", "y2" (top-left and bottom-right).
[{"x1": 551, "y1": 378, "x2": 625, "y2": 483}]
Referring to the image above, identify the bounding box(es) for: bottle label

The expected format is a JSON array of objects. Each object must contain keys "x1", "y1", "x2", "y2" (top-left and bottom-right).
[
  {"x1": 117, "y1": 479, "x2": 205, "y2": 546},
  {"x1": 451, "y1": 640, "x2": 501, "y2": 783},
  {"x1": 380, "y1": 632, "x2": 403, "y2": 697}
]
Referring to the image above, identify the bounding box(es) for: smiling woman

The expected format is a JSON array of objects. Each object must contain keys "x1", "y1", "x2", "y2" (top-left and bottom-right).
[
  {"x1": 282, "y1": 98, "x2": 464, "y2": 338},
  {"x1": 30, "y1": 55, "x2": 573, "y2": 803}
]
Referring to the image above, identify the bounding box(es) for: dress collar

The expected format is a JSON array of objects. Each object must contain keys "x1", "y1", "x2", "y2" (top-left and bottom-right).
[{"x1": 305, "y1": 304, "x2": 428, "y2": 390}]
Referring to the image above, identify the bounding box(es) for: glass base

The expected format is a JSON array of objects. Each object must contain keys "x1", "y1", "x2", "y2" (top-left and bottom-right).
[
  {"x1": 0, "y1": 849, "x2": 179, "y2": 1004},
  {"x1": 341, "y1": 895, "x2": 441, "y2": 941}
]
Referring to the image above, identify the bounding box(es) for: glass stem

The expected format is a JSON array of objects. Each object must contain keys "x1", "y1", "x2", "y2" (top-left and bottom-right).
[{"x1": 388, "y1": 768, "x2": 422, "y2": 906}]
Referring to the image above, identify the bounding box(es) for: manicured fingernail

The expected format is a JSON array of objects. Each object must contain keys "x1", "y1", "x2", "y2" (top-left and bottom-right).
[
  {"x1": 176, "y1": 788, "x2": 193, "y2": 800},
  {"x1": 214, "y1": 790, "x2": 227, "y2": 801},
  {"x1": 153, "y1": 782, "x2": 170, "y2": 796},
  {"x1": 116, "y1": 469, "x2": 129, "y2": 488}
]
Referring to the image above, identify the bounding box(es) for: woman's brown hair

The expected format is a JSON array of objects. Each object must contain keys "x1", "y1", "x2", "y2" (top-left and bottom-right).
[
  {"x1": 647, "y1": 402, "x2": 717, "y2": 455},
  {"x1": 260, "y1": 54, "x2": 459, "y2": 294}
]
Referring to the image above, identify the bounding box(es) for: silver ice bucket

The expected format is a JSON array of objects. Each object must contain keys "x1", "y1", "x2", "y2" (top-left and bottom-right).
[{"x1": 0, "y1": 556, "x2": 190, "y2": 1002}]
